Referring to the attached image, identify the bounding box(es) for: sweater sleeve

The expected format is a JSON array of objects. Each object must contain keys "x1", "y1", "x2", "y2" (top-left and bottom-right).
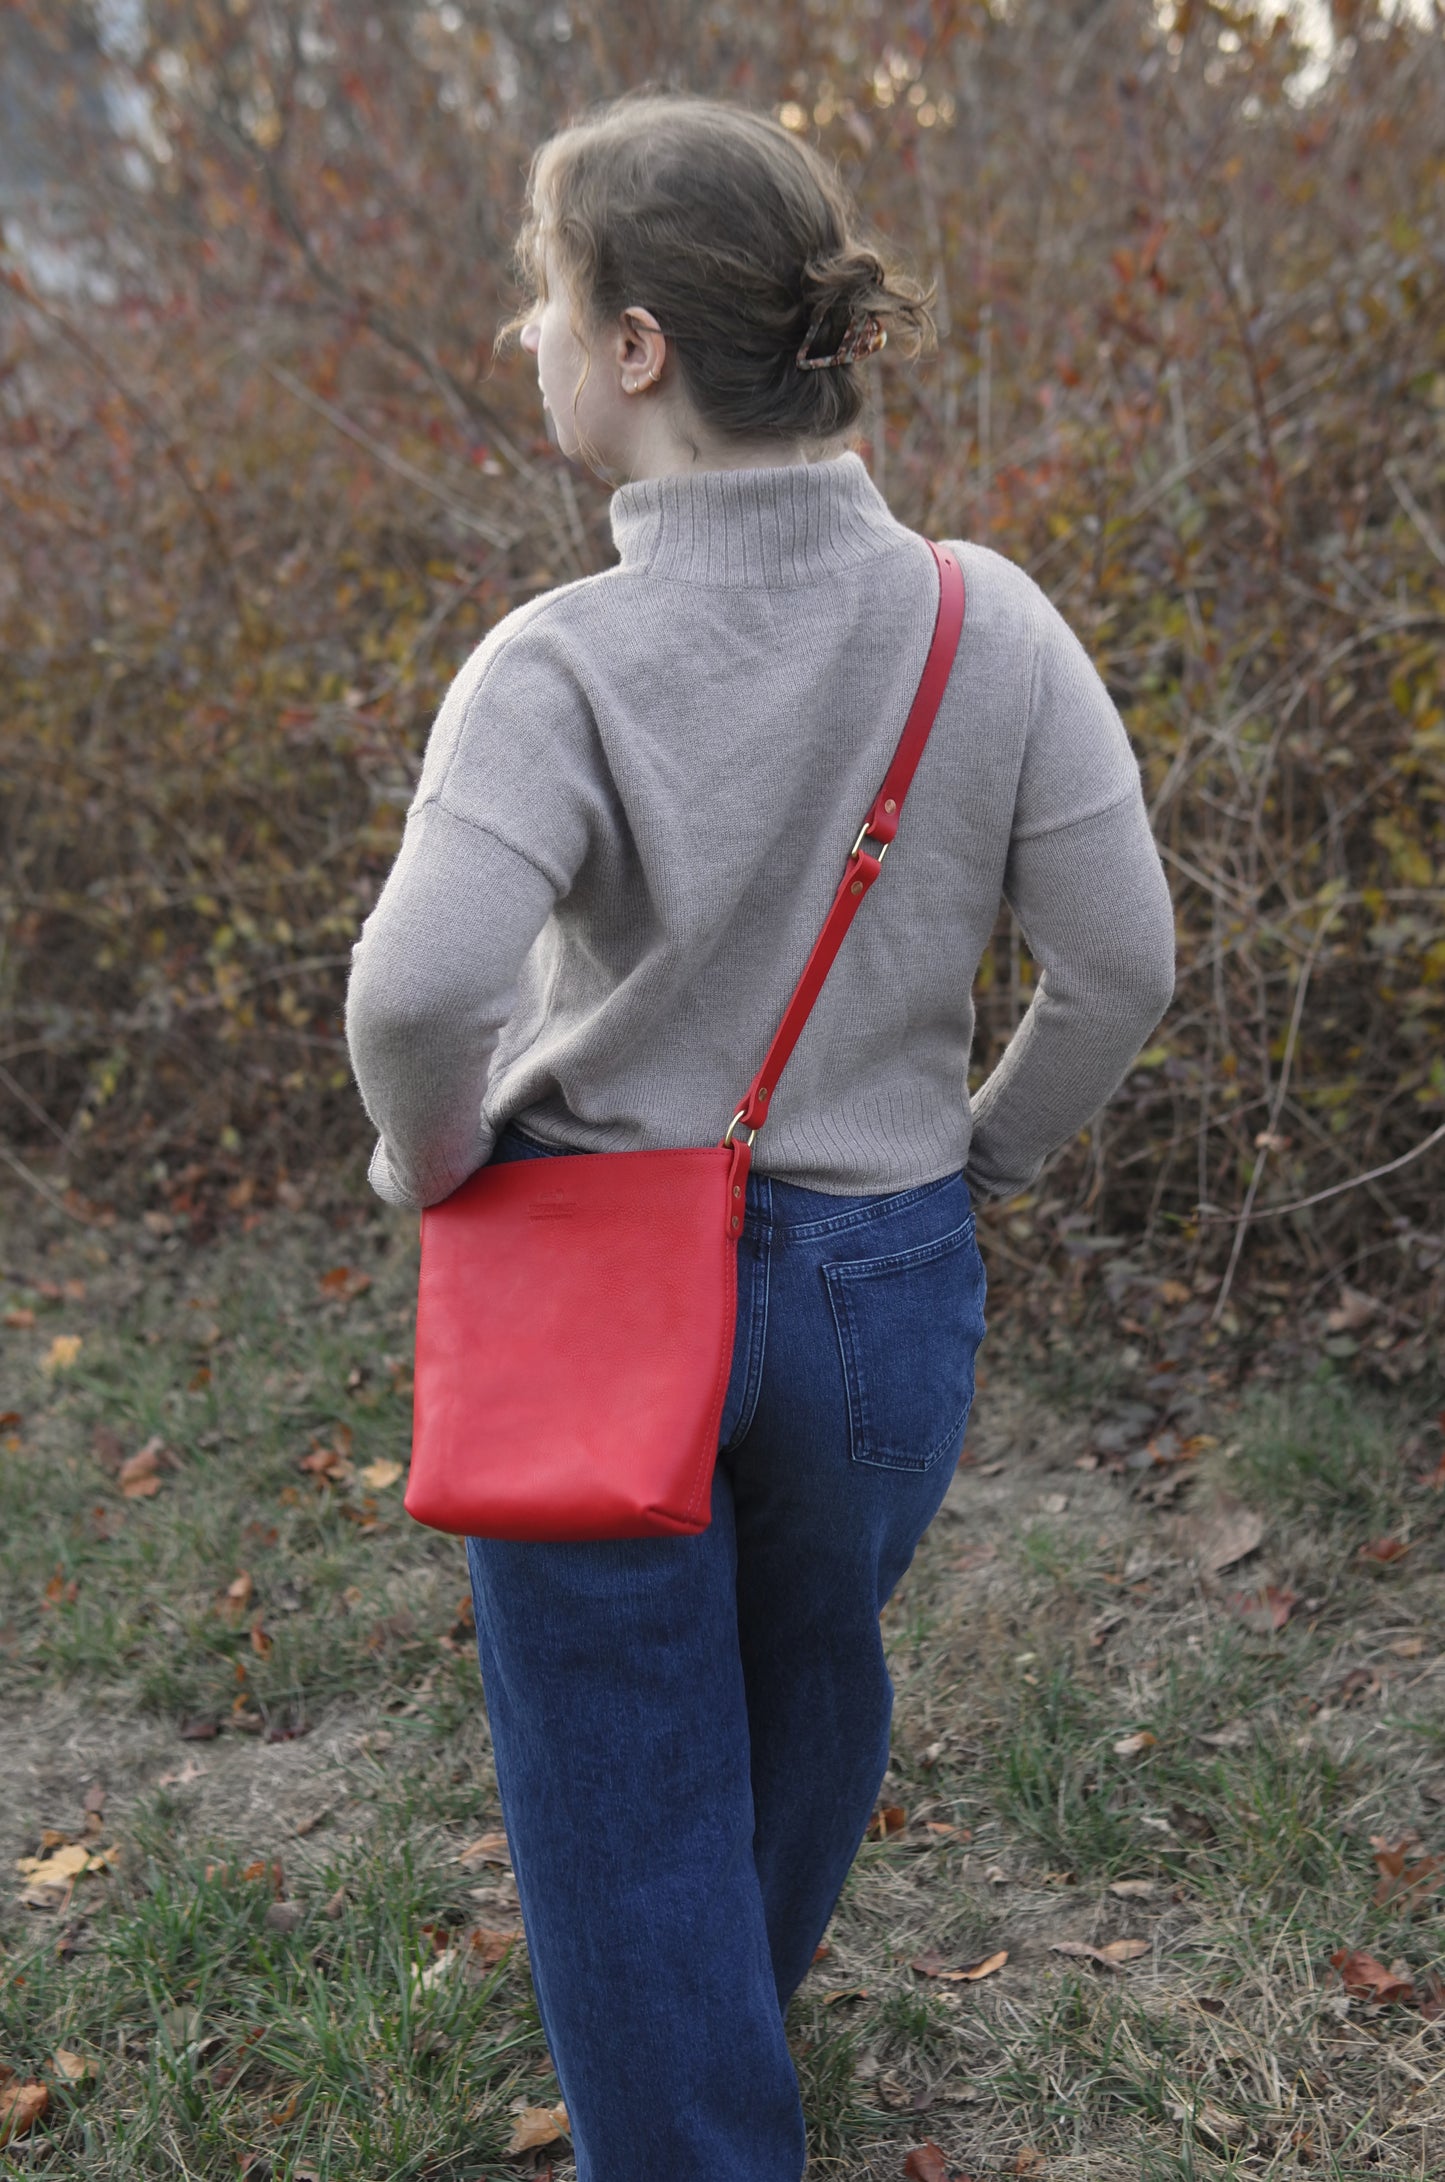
[
  {"x1": 963, "y1": 583, "x2": 1176, "y2": 1205},
  {"x1": 345, "y1": 614, "x2": 603, "y2": 1209}
]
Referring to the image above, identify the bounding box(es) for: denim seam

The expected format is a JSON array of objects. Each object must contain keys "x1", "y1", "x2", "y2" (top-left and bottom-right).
[
  {"x1": 724, "y1": 1182, "x2": 771, "y2": 1455},
  {"x1": 766, "y1": 1169, "x2": 961, "y2": 1243}
]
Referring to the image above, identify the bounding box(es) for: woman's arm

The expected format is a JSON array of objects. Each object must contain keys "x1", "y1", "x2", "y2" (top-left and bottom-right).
[
  {"x1": 345, "y1": 805, "x2": 560, "y2": 1208},
  {"x1": 963, "y1": 572, "x2": 1176, "y2": 1204},
  {"x1": 345, "y1": 606, "x2": 600, "y2": 1209}
]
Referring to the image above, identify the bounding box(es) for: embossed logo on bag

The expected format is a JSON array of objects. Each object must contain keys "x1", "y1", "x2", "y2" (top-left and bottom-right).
[{"x1": 526, "y1": 1193, "x2": 578, "y2": 1219}]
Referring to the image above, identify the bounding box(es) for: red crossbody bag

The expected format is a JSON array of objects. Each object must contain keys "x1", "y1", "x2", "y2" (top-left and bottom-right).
[{"x1": 405, "y1": 542, "x2": 965, "y2": 1542}]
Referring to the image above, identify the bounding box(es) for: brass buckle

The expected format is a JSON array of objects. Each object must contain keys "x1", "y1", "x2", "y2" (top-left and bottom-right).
[
  {"x1": 851, "y1": 821, "x2": 890, "y2": 862},
  {"x1": 723, "y1": 1110, "x2": 757, "y2": 1148}
]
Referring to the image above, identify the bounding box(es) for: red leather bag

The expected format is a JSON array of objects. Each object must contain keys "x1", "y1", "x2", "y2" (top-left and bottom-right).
[{"x1": 406, "y1": 542, "x2": 965, "y2": 1541}]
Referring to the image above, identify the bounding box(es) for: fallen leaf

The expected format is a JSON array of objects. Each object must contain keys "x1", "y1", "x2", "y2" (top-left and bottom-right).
[
  {"x1": 249, "y1": 1620, "x2": 273, "y2": 1660},
  {"x1": 4, "y1": 1307, "x2": 36, "y2": 1329},
  {"x1": 459, "y1": 1924, "x2": 521, "y2": 1974},
  {"x1": 506, "y1": 2101, "x2": 570, "y2": 2153},
  {"x1": 42, "y1": 1334, "x2": 82, "y2": 1374},
  {"x1": 1049, "y1": 1939, "x2": 1145, "y2": 1971},
  {"x1": 1325, "y1": 1285, "x2": 1379, "y2": 1332},
  {"x1": 292, "y1": 1808, "x2": 329, "y2": 1838},
  {"x1": 1370, "y1": 1837, "x2": 1444, "y2": 1912},
  {"x1": 226, "y1": 1572, "x2": 254, "y2": 1611},
  {"x1": 0, "y1": 2080, "x2": 49, "y2": 2144},
  {"x1": 118, "y1": 1438, "x2": 166, "y2": 1499},
  {"x1": 178, "y1": 1716, "x2": 219, "y2": 1741},
  {"x1": 902, "y1": 2145, "x2": 951, "y2": 2182},
  {"x1": 319, "y1": 1266, "x2": 372, "y2": 1303},
  {"x1": 1191, "y1": 1503, "x2": 1264, "y2": 1573},
  {"x1": 1387, "y1": 1636, "x2": 1425, "y2": 1659},
  {"x1": 822, "y1": 1985, "x2": 869, "y2": 2005},
  {"x1": 1039, "y1": 1492, "x2": 1069, "y2": 1514},
  {"x1": 866, "y1": 1805, "x2": 907, "y2": 1841},
  {"x1": 924, "y1": 1821, "x2": 972, "y2": 1841},
  {"x1": 51, "y1": 2049, "x2": 95, "y2": 2082},
  {"x1": 42, "y1": 1569, "x2": 79, "y2": 1608},
  {"x1": 157, "y1": 1758, "x2": 206, "y2": 1788},
  {"x1": 1329, "y1": 1947, "x2": 1416, "y2": 2004},
  {"x1": 1163, "y1": 2092, "x2": 1246, "y2": 2146},
  {"x1": 1358, "y1": 1536, "x2": 1411, "y2": 1565},
  {"x1": 459, "y1": 1831, "x2": 511, "y2": 1869},
  {"x1": 360, "y1": 1459, "x2": 403, "y2": 1490},
  {"x1": 322, "y1": 1886, "x2": 347, "y2": 1921},
  {"x1": 1013, "y1": 2151, "x2": 1047, "y2": 2177},
  {"x1": 1230, "y1": 1584, "x2": 1299, "y2": 1634},
  {"x1": 977, "y1": 1460, "x2": 1006, "y2": 1477},
  {"x1": 15, "y1": 1843, "x2": 105, "y2": 1884},
  {"x1": 265, "y1": 1901, "x2": 304, "y2": 1936},
  {"x1": 1109, "y1": 1877, "x2": 1158, "y2": 1899},
  {"x1": 268, "y1": 2087, "x2": 299, "y2": 2125},
  {"x1": 1112, "y1": 1730, "x2": 1157, "y2": 1757}
]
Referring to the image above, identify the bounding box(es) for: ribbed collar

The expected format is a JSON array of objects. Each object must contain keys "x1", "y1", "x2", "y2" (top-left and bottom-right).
[{"x1": 608, "y1": 450, "x2": 910, "y2": 587}]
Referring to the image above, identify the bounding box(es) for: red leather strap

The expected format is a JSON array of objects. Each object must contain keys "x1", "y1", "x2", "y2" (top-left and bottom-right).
[{"x1": 724, "y1": 542, "x2": 966, "y2": 1148}]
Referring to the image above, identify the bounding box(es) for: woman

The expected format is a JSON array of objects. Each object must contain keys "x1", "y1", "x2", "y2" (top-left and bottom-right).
[{"x1": 346, "y1": 89, "x2": 1175, "y2": 2182}]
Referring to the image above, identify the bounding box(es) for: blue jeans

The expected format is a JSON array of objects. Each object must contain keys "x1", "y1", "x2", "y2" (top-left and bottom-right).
[{"x1": 466, "y1": 1122, "x2": 988, "y2": 2182}]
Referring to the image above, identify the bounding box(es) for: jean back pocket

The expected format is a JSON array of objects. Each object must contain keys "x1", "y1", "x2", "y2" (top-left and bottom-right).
[{"x1": 822, "y1": 1218, "x2": 986, "y2": 1473}]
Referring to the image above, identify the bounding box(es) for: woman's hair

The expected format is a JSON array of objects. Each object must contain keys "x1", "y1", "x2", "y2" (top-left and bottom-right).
[{"x1": 496, "y1": 89, "x2": 936, "y2": 448}]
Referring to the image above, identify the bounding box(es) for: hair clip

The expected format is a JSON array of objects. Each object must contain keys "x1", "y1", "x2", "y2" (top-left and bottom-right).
[{"x1": 795, "y1": 305, "x2": 888, "y2": 371}]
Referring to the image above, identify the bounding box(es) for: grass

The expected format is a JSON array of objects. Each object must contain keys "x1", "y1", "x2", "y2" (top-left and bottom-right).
[{"x1": 2, "y1": 1187, "x2": 1444, "y2": 2176}]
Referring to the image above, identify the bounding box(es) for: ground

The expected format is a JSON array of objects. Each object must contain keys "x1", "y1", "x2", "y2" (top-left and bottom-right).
[{"x1": 1, "y1": 1183, "x2": 1443, "y2": 2180}]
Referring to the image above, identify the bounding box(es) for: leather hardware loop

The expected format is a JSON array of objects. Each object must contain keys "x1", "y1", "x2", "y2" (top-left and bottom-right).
[
  {"x1": 850, "y1": 822, "x2": 890, "y2": 862},
  {"x1": 723, "y1": 1110, "x2": 758, "y2": 1148}
]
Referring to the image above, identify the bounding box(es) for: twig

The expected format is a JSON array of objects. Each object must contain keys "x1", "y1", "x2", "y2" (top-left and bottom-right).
[
  {"x1": 1384, "y1": 460, "x2": 1445, "y2": 570},
  {"x1": 1210, "y1": 904, "x2": 1342, "y2": 1325},
  {"x1": 0, "y1": 1144, "x2": 89, "y2": 1223},
  {"x1": 1199, "y1": 1119, "x2": 1445, "y2": 1227}
]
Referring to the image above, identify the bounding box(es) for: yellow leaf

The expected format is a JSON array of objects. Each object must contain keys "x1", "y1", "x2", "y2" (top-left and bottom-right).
[
  {"x1": 360, "y1": 1459, "x2": 403, "y2": 1490},
  {"x1": 506, "y1": 2101, "x2": 569, "y2": 2153},
  {"x1": 956, "y1": 1948, "x2": 1008, "y2": 1980},
  {"x1": 42, "y1": 1335, "x2": 83, "y2": 1375},
  {"x1": 16, "y1": 1843, "x2": 93, "y2": 1882}
]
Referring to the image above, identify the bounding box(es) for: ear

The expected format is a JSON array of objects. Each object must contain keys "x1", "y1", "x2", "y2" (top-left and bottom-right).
[{"x1": 617, "y1": 305, "x2": 667, "y2": 388}]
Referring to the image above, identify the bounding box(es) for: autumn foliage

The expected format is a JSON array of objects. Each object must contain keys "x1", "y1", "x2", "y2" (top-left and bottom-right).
[{"x1": 2, "y1": 0, "x2": 1443, "y2": 1304}]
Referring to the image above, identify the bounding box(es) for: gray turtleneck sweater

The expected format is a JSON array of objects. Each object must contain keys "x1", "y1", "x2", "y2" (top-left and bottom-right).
[{"x1": 345, "y1": 453, "x2": 1175, "y2": 1208}]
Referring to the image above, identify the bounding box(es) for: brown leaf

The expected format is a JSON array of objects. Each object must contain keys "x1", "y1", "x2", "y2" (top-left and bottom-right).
[
  {"x1": 866, "y1": 1804, "x2": 907, "y2": 1841},
  {"x1": 268, "y1": 2087, "x2": 299, "y2": 2125},
  {"x1": 458, "y1": 1831, "x2": 511, "y2": 1869},
  {"x1": 902, "y1": 2145, "x2": 951, "y2": 2182},
  {"x1": 1112, "y1": 1730, "x2": 1157, "y2": 1757},
  {"x1": 1049, "y1": 1939, "x2": 1143, "y2": 1972},
  {"x1": 1369, "y1": 1837, "x2": 1444, "y2": 1911},
  {"x1": 821, "y1": 1985, "x2": 869, "y2": 2005},
  {"x1": 0, "y1": 2080, "x2": 49, "y2": 2144},
  {"x1": 118, "y1": 1438, "x2": 166, "y2": 1498},
  {"x1": 178, "y1": 1716, "x2": 219, "y2": 1741},
  {"x1": 1329, "y1": 1947, "x2": 1417, "y2": 2005},
  {"x1": 322, "y1": 1886, "x2": 347, "y2": 1921},
  {"x1": 1191, "y1": 1503, "x2": 1264, "y2": 1573},
  {"x1": 51, "y1": 2048, "x2": 95, "y2": 2082},
  {"x1": 319, "y1": 1266, "x2": 372, "y2": 1303},
  {"x1": 1012, "y1": 2152, "x2": 1047, "y2": 2178},
  {"x1": 226, "y1": 1571, "x2": 254, "y2": 1611},
  {"x1": 459, "y1": 1924, "x2": 521, "y2": 1974},
  {"x1": 506, "y1": 2101, "x2": 569, "y2": 2154},
  {"x1": 249, "y1": 1620, "x2": 273, "y2": 1660},
  {"x1": 1358, "y1": 1535, "x2": 1411, "y2": 1565},
  {"x1": 1230, "y1": 1584, "x2": 1299, "y2": 1634},
  {"x1": 3, "y1": 1307, "x2": 36, "y2": 1329}
]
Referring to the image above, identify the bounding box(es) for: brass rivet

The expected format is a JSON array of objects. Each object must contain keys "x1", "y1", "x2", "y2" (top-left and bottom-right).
[
  {"x1": 884, "y1": 798, "x2": 896, "y2": 813},
  {"x1": 731, "y1": 1216, "x2": 740, "y2": 1230},
  {"x1": 733, "y1": 1185, "x2": 741, "y2": 1198},
  {"x1": 759, "y1": 1086, "x2": 768, "y2": 1098},
  {"x1": 850, "y1": 880, "x2": 864, "y2": 895}
]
